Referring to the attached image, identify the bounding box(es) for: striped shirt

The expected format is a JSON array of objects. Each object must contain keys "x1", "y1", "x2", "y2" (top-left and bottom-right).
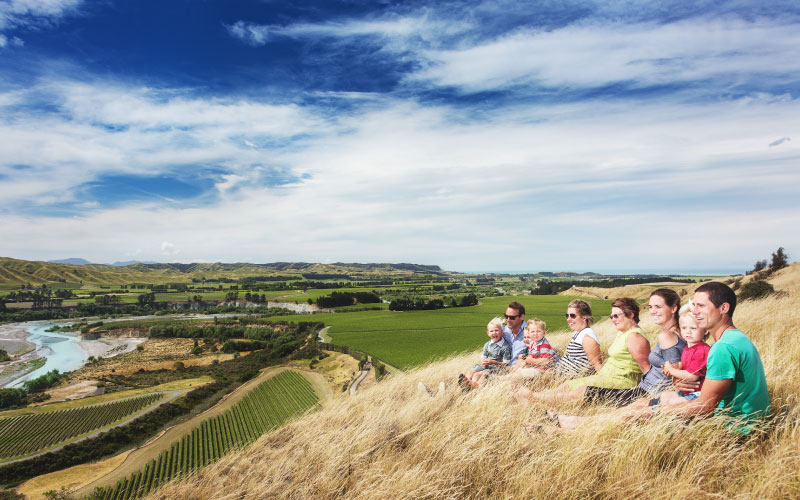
[
  {"x1": 556, "y1": 327, "x2": 599, "y2": 377},
  {"x1": 523, "y1": 337, "x2": 560, "y2": 363}
]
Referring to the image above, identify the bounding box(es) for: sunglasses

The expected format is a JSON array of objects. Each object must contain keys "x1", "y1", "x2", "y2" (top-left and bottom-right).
[
  {"x1": 609, "y1": 313, "x2": 626, "y2": 320},
  {"x1": 565, "y1": 313, "x2": 578, "y2": 319},
  {"x1": 504, "y1": 314, "x2": 520, "y2": 320}
]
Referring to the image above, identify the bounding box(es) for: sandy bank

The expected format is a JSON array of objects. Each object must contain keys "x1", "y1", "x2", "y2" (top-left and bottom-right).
[{"x1": 76, "y1": 337, "x2": 146, "y2": 359}]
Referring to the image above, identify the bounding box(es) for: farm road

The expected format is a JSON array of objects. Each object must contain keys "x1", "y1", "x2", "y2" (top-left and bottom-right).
[{"x1": 349, "y1": 368, "x2": 370, "y2": 395}]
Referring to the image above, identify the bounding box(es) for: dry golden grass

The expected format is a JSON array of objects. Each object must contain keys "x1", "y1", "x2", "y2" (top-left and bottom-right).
[
  {"x1": 65, "y1": 338, "x2": 238, "y2": 380},
  {"x1": 141, "y1": 266, "x2": 800, "y2": 500}
]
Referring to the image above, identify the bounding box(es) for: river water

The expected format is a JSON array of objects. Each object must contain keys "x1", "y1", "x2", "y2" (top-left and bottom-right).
[{"x1": 1, "y1": 304, "x2": 319, "y2": 389}]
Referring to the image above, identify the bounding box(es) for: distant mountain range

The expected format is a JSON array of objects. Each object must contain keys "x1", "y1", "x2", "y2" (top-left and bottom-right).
[
  {"x1": 47, "y1": 258, "x2": 158, "y2": 266},
  {"x1": 0, "y1": 257, "x2": 446, "y2": 285}
]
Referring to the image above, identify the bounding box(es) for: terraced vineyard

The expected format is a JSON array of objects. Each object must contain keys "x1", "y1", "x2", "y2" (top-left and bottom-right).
[
  {"x1": 0, "y1": 393, "x2": 165, "y2": 461},
  {"x1": 97, "y1": 370, "x2": 319, "y2": 500}
]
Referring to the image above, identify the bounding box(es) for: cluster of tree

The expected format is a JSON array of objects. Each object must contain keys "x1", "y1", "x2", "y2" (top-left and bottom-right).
[
  {"x1": 0, "y1": 370, "x2": 62, "y2": 410},
  {"x1": 531, "y1": 276, "x2": 694, "y2": 295},
  {"x1": 316, "y1": 291, "x2": 381, "y2": 308},
  {"x1": 0, "y1": 388, "x2": 26, "y2": 410},
  {"x1": 221, "y1": 340, "x2": 267, "y2": 352},
  {"x1": 22, "y1": 369, "x2": 62, "y2": 393},
  {"x1": 431, "y1": 283, "x2": 463, "y2": 291},
  {"x1": 749, "y1": 247, "x2": 789, "y2": 275},
  {"x1": 301, "y1": 273, "x2": 352, "y2": 280},
  {"x1": 149, "y1": 320, "x2": 321, "y2": 359},
  {"x1": 94, "y1": 295, "x2": 121, "y2": 305},
  {"x1": 2, "y1": 288, "x2": 64, "y2": 309},
  {"x1": 389, "y1": 293, "x2": 478, "y2": 311},
  {"x1": 236, "y1": 275, "x2": 298, "y2": 283},
  {"x1": 0, "y1": 349, "x2": 10, "y2": 362}
]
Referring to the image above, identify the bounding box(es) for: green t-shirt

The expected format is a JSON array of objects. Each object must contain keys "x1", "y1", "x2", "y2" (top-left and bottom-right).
[{"x1": 706, "y1": 329, "x2": 770, "y2": 433}]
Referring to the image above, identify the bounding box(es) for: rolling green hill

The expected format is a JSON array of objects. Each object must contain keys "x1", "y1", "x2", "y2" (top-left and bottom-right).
[{"x1": 0, "y1": 257, "x2": 448, "y2": 286}]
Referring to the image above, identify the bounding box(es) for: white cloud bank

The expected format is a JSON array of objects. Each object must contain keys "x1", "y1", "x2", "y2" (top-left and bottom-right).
[{"x1": 2, "y1": 79, "x2": 799, "y2": 271}]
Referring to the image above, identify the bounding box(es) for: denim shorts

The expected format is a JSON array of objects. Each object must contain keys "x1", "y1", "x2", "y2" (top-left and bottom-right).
[{"x1": 677, "y1": 390, "x2": 700, "y2": 401}]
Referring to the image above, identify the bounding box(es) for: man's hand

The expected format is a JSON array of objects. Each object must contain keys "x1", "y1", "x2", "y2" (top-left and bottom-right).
[
  {"x1": 481, "y1": 359, "x2": 492, "y2": 367},
  {"x1": 673, "y1": 378, "x2": 700, "y2": 392}
]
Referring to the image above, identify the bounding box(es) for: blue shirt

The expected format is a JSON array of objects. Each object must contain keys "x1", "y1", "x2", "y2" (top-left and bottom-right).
[{"x1": 503, "y1": 320, "x2": 527, "y2": 366}]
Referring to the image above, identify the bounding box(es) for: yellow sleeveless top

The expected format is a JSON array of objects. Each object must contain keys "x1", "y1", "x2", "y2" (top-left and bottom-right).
[{"x1": 567, "y1": 327, "x2": 648, "y2": 390}]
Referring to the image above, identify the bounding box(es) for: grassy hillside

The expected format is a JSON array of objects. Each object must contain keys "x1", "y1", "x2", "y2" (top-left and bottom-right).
[
  {"x1": 143, "y1": 264, "x2": 800, "y2": 500},
  {"x1": 0, "y1": 257, "x2": 449, "y2": 286}
]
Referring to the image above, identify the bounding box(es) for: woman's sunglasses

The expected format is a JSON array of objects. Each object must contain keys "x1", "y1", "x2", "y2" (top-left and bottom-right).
[{"x1": 565, "y1": 313, "x2": 578, "y2": 319}]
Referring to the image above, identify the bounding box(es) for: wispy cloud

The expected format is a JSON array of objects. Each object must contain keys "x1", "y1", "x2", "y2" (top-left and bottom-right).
[
  {"x1": 0, "y1": 0, "x2": 83, "y2": 31},
  {"x1": 769, "y1": 137, "x2": 791, "y2": 147},
  {"x1": 226, "y1": 13, "x2": 470, "y2": 50},
  {"x1": 410, "y1": 17, "x2": 800, "y2": 93}
]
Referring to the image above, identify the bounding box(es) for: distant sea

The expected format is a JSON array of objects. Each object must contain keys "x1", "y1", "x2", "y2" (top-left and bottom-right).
[{"x1": 456, "y1": 268, "x2": 741, "y2": 276}]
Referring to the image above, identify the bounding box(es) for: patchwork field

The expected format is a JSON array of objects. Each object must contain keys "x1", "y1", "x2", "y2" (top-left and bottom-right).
[{"x1": 284, "y1": 295, "x2": 614, "y2": 369}]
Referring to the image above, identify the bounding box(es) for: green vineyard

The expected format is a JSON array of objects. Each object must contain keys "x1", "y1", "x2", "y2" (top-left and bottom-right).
[
  {"x1": 0, "y1": 393, "x2": 165, "y2": 461},
  {"x1": 96, "y1": 370, "x2": 319, "y2": 500}
]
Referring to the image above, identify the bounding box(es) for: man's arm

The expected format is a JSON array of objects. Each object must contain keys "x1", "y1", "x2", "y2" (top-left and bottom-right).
[{"x1": 636, "y1": 378, "x2": 732, "y2": 420}]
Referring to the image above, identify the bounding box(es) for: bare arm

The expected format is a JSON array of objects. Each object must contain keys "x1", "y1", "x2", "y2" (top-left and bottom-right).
[
  {"x1": 662, "y1": 361, "x2": 700, "y2": 382},
  {"x1": 525, "y1": 356, "x2": 553, "y2": 367},
  {"x1": 627, "y1": 332, "x2": 651, "y2": 374},
  {"x1": 660, "y1": 378, "x2": 731, "y2": 417},
  {"x1": 481, "y1": 358, "x2": 508, "y2": 367},
  {"x1": 583, "y1": 337, "x2": 603, "y2": 373}
]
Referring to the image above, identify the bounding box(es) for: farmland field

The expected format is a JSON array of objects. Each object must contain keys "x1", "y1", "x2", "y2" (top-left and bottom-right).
[
  {"x1": 94, "y1": 370, "x2": 319, "y2": 500},
  {"x1": 0, "y1": 393, "x2": 166, "y2": 462},
  {"x1": 287, "y1": 295, "x2": 613, "y2": 369}
]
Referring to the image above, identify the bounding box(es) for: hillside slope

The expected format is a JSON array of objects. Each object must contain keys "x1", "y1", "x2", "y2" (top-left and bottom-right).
[
  {"x1": 0, "y1": 257, "x2": 446, "y2": 285},
  {"x1": 145, "y1": 265, "x2": 800, "y2": 500}
]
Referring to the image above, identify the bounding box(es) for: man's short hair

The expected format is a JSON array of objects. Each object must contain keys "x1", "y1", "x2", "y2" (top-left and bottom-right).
[
  {"x1": 696, "y1": 281, "x2": 737, "y2": 318},
  {"x1": 507, "y1": 301, "x2": 525, "y2": 316}
]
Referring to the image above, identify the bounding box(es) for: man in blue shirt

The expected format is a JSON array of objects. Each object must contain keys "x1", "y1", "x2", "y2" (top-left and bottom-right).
[{"x1": 502, "y1": 301, "x2": 528, "y2": 367}]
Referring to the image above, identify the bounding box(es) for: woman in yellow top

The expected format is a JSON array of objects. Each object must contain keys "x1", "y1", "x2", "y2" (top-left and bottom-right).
[{"x1": 514, "y1": 297, "x2": 651, "y2": 405}]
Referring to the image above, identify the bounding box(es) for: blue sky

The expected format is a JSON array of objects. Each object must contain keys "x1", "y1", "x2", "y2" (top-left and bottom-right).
[{"x1": 1, "y1": 0, "x2": 799, "y2": 273}]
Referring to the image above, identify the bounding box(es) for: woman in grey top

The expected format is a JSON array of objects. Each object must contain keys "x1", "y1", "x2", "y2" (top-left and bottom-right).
[{"x1": 580, "y1": 288, "x2": 686, "y2": 405}]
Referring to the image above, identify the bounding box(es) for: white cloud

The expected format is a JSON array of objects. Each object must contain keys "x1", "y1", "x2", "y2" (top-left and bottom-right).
[
  {"x1": 0, "y1": 0, "x2": 82, "y2": 30},
  {"x1": 769, "y1": 137, "x2": 791, "y2": 147},
  {"x1": 227, "y1": 13, "x2": 471, "y2": 50},
  {"x1": 4, "y1": 82, "x2": 799, "y2": 271},
  {"x1": 161, "y1": 241, "x2": 179, "y2": 256},
  {"x1": 410, "y1": 17, "x2": 800, "y2": 92},
  {"x1": 225, "y1": 21, "x2": 270, "y2": 46}
]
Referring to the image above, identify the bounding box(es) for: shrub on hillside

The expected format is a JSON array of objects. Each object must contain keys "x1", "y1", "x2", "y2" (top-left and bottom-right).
[
  {"x1": 22, "y1": 369, "x2": 61, "y2": 393},
  {"x1": 0, "y1": 388, "x2": 26, "y2": 409},
  {"x1": 738, "y1": 280, "x2": 775, "y2": 301}
]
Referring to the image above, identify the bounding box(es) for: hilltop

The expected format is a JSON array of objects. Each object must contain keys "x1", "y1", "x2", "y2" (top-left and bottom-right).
[
  {"x1": 143, "y1": 264, "x2": 800, "y2": 500},
  {"x1": 0, "y1": 257, "x2": 446, "y2": 286}
]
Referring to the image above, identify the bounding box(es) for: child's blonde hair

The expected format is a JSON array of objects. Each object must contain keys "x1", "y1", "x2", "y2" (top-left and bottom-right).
[
  {"x1": 678, "y1": 300, "x2": 710, "y2": 341},
  {"x1": 488, "y1": 317, "x2": 504, "y2": 330},
  {"x1": 526, "y1": 318, "x2": 546, "y2": 333}
]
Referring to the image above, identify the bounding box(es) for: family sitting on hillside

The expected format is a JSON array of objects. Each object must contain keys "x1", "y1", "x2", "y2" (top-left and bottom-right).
[{"x1": 446, "y1": 281, "x2": 771, "y2": 434}]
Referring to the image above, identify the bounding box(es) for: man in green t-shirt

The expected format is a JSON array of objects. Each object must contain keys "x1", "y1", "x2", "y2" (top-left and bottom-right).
[{"x1": 644, "y1": 281, "x2": 770, "y2": 433}]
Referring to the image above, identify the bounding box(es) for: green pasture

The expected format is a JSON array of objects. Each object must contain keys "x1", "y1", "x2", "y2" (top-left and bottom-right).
[{"x1": 288, "y1": 295, "x2": 613, "y2": 369}]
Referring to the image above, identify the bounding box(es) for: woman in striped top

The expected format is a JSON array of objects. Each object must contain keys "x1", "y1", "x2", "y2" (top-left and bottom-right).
[{"x1": 556, "y1": 299, "x2": 603, "y2": 377}]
